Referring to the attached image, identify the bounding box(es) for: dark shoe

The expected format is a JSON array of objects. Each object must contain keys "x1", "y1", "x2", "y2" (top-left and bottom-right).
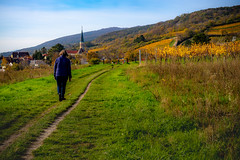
[{"x1": 61, "y1": 97, "x2": 66, "y2": 100}]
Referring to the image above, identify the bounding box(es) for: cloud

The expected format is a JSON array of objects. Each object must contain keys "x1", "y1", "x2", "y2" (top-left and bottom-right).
[{"x1": 0, "y1": 37, "x2": 47, "y2": 52}]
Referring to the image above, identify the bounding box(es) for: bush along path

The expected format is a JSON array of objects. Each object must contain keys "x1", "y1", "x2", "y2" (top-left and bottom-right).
[
  {"x1": 32, "y1": 66, "x2": 210, "y2": 159},
  {"x1": 0, "y1": 65, "x2": 111, "y2": 160}
]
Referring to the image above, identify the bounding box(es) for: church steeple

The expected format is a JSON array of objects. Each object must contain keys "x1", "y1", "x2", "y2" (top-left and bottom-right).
[
  {"x1": 80, "y1": 26, "x2": 84, "y2": 43},
  {"x1": 78, "y1": 26, "x2": 85, "y2": 54}
]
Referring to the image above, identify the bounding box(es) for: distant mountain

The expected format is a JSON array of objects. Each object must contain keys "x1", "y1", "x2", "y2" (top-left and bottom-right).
[{"x1": 0, "y1": 27, "x2": 123, "y2": 56}]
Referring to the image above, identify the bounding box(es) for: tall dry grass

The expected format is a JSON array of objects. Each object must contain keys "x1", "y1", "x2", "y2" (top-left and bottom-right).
[
  {"x1": 127, "y1": 58, "x2": 240, "y2": 158},
  {"x1": 0, "y1": 65, "x2": 86, "y2": 86}
]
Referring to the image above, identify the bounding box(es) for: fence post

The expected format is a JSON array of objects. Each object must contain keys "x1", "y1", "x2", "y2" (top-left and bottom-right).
[
  {"x1": 146, "y1": 51, "x2": 148, "y2": 64},
  {"x1": 155, "y1": 49, "x2": 157, "y2": 64},
  {"x1": 139, "y1": 50, "x2": 141, "y2": 65}
]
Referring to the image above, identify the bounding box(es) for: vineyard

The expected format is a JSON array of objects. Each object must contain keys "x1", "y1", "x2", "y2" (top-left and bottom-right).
[
  {"x1": 139, "y1": 41, "x2": 240, "y2": 62},
  {"x1": 163, "y1": 29, "x2": 186, "y2": 38},
  {"x1": 138, "y1": 39, "x2": 174, "y2": 51},
  {"x1": 207, "y1": 22, "x2": 240, "y2": 36},
  {"x1": 88, "y1": 46, "x2": 109, "y2": 53}
]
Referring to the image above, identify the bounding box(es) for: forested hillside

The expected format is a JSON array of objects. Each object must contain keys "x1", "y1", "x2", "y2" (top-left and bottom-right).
[
  {"x1": 91, "y1": 5, "x2": 240, "y2": 58},
  {"x1": 1, "y1": 5, "x2": 239, "y2": 58}
]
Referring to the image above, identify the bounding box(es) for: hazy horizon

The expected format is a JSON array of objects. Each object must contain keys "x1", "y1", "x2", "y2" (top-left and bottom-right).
[{"x1": 0, "y1": 0, "x2": 239, "y2": 53}]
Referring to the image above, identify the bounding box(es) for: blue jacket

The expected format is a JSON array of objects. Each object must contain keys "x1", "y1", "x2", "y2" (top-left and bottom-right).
[{"x1": 54, "y1": 55, "x2": 72, "y2": 79}]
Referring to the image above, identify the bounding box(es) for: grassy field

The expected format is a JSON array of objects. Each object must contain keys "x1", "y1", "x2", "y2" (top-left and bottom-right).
[
  {"x1": 0, "y1": 64, "x2": 110, "y2": 159},
  {"x1": 1, "y1": 60, "x2": 240, "y2": 159},
  {"x1": 127, "y1": 59, "x2": 240, "y2": 159},
  {"x1": 33, "y1": 66, "x2": 212, "y2": 159}
]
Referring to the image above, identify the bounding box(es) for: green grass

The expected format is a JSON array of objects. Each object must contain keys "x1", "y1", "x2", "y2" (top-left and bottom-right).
[
  {"x1": 0, "y1": 64, "x2": 111, "y2": 159},
  {"x1": 169, "y1": 39, "x2": 176, "y2": 47},
  {"x1": 2, "y1": 61, "x2": 239, "y2": 159},
  {"x1": 33, "y1": 66, "x2": 212, "y2": 159}
]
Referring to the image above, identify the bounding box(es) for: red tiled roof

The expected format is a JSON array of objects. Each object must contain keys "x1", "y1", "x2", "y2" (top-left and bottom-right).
[{"x1": 66, "y1": 50, "x2": 78, "y2": 54}]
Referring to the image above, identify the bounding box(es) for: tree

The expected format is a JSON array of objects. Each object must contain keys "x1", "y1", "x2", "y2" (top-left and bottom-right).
[
  {"x1": 41, "y1": 47, "x2": 47, "y2": 54},
  {"x1": 47, "y1": 43, "x2": 65, "y2": 65},
  {"x1": 87, "y1": 51, "x2": 98, "y2": 61},
  {"x1": 75, "y1": 54, "x2": 82, "y2": 64},
  {"x1": 134, "y1": 35, "x2": 146, "y2": 43},
  {"x1": 185, "y1": 29, "x2": 195, "y2": 37},
  {"x1": 193, "y1": 33, "x2": 210, "y2": 44},
  {"x1": 1, "y1": 57, "x2": 8, "y2": 66},
  {"x1": 51, "y1": 53, "x2": 59, "y2": 66},
  {"x1": 32, "y1": 50, "x2": 43, "y2": 60},
  {"x1": 183, "y1": 39, "x2": 192, "y2": 46},
  {"x1": 85, "y1": 42, "x2": 96, "y2": 48},
  {"x1": 48, "y1": 43, "x2": 64, "y2": 53},
  {"x1": 125, "y1": 51, "x2": 136, "y2": 61},
  {"x1": 89, "y1": 58, "x2": 100, "y2": 65}
]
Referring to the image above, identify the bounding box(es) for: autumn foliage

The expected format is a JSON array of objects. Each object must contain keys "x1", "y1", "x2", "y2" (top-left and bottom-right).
[{"x1": 141, "y1": 41, "x2": 240, "y2": 60}]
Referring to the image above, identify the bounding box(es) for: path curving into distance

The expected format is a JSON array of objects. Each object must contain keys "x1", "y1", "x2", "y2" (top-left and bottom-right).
[{"x1": 22, "y1": 70, "x2": 108, "y2": 160}]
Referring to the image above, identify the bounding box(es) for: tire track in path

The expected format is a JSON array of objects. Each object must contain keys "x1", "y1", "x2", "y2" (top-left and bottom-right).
[
  {"x1": 22, "y1": 70, "x2": 108, "y2": 160},
  {"x1": 0, "y1": 104, "x2": 57, "y2": 153}
]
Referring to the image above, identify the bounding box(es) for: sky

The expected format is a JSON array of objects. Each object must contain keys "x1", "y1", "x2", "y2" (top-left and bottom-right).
[{"x1": 0, "y1": 0, "x2": 239, "y2": 53}]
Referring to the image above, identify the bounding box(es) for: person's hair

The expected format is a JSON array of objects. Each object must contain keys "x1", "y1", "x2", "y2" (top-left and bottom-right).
[{"x1": 59, "y1": 50, "x2": 68, "y2": 57}]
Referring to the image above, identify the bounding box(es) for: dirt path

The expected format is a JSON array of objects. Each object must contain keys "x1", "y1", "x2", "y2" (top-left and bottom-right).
[
  {"x1": 173, "y1": 37, "x2": 178, "y2": 46},
  {"x1": 22, "y1": 70, "x2": 107, "y2": 160},
  {"x1": 0, "y1": 104, "x2": 57, "y2": 153}
]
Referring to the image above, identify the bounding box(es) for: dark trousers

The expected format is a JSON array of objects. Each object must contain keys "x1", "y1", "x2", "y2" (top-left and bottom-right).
[{"x1": 56, "y1": 76, "x2": 68, "y2": 98}]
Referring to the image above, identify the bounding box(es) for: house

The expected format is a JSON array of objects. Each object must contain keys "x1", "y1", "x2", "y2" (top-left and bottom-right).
[
  {"x1": 2, "y1": 51, "x2": 32, "y2": 68},
  {"x1": 66, "y1": 50, "x2": 78, "y2": 56},
  {"x1": 42, "y1": 54, "x2": 48, "y2": 60},
  {"x1": 29, "y1": 60, "x2": 47, "y2": 67},
  {"x1": 10, "y1": 51, "x2": 32, "y2": 63},
  {"x1": 11, "y1": 52, "x2": 30, "y2": 58}
]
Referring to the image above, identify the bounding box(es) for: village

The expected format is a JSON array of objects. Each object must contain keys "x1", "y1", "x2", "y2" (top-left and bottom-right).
[
  {"x1": 0, "y1": 29, "x2": 88, "y2": 72},
  {"x1": 0, "y1": 27, "x2": 128, "y2": 72}
]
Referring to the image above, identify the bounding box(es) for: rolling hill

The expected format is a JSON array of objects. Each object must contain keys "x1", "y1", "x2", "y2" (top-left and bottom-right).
[
  {"x1": 1, "y1": 5, "x2": 240, "y2": 58},
  {"x1": 90, "y1": 5, "x2": 240, "y2": 57}
]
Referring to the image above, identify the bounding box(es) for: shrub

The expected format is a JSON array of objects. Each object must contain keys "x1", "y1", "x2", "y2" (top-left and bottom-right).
[
  {"x1": 193, "y1": 32, "x2": 210, "y2": 44},
  {"x1": 89, "y1": 58, "x2": 100, "y2": 65},
  {"x1": 134, "y1": 35, "x2": 146, "y2": 43},
  {"x1": 9, "y1": 63, "x2": 20, "y2": 71}
]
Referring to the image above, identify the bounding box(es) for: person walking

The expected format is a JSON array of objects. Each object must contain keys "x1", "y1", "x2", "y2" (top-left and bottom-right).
[{"x1": 54, "y1": 50, "x2": 72, "y2": 101}]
